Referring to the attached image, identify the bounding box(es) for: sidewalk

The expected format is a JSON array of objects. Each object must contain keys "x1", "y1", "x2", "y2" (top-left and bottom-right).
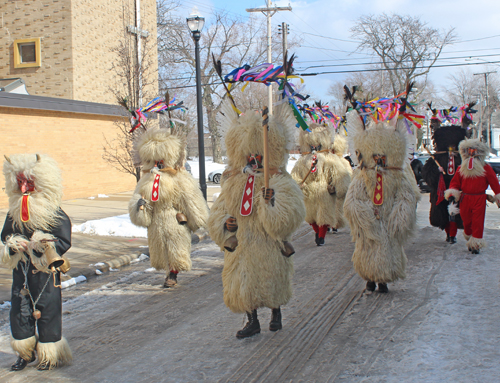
[{"x1": 0, "y1": 186, "x2": 221, "y2": 302}]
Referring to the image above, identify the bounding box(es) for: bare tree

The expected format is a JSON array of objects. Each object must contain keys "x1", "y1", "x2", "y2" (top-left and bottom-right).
[
  {"x1": 103, "y1": 2, "x2": 159, "y2": 182},
  {"x1": 157, "y1": 7, "x2": 299, "y2": 163},
  {"x1": 351, "y1": 14, "x2": 456, "y2": 95}
]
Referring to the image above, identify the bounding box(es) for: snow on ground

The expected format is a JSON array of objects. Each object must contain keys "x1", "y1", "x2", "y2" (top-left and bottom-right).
[{"x1": 72, "y1": 214, "x2": 147, "y2": 238}]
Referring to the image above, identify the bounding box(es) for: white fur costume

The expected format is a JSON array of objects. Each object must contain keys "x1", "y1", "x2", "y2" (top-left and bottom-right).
[
  {"x1": 128, "y1": 129, "x2": 209, "y2": 275},
  {"x1": 343, "y1": 111, "x2": 421, "y2": 284},
  {"x1": 291, "y1": 124, "x2": 352, "y2": 229},
  {"x1": 207, "y1": 102, "x2": 306, "y2": 313}
]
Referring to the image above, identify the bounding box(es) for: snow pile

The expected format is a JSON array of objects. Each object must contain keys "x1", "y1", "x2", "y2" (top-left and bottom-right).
[
  {"x1": 61, "y1": 275, "x2": 87, "y2": 289},
  {"x1": 131, "y1": 253, "x2": 149, "y2": 264},
  {"x1": 212, "y1": 193, "x2": 220, "y2": 203},
  {"x1": 72, "y1": 214, "x2": 147, "y2": 238},
  {"x1": 0, "y1": 301, "x2": 11, "y2": 310},
  {"x1": 98, "y1": 194, "x2": 109, "y2": 198}
]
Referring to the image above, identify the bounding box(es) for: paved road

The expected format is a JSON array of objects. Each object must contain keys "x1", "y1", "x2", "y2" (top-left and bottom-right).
[{"x1": 0, "y1": 194, "x2": 498, "y2": 382}]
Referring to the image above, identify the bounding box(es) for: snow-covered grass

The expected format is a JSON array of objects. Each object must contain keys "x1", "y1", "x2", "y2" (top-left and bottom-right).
[{"x1": 72, "y1": 214, "x2": 147, "y2": 238}]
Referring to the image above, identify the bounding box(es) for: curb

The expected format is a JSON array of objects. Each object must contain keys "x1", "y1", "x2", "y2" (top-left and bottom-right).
[{"x1": 65, "y1": 228, "x2": 212, "y2": 287}]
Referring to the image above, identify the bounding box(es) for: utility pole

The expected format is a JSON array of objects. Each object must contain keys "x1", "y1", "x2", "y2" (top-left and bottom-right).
[
  {"x1": 277, "y1": 22, "x2": 289, "y2": 60},
  {"x1": 246, "y1": 2, "x2": 291, "y2": 115},
  {"x1": 474, "y1": 71, "x2": 497, "y2": 149},
  {"x1": 127, "y1": 0, "x2": 150, "y2": 108}
]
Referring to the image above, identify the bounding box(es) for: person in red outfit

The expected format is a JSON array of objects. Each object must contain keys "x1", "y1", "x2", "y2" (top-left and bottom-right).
[{"x1": 445, "y1": 139, "x2": 500, "y2": 253}]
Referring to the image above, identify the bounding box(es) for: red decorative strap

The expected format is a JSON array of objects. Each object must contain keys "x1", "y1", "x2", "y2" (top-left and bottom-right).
[
  {"x1": 151, "y1": 174, "x2": 161, "y2": 202},
  {"x1": 467, "y1": 157, "x2": 474, "y2": 170},
  {"x1": 447, "y1": 153, "x2": 455, "y2": 175},
  {"x1": 373, "y1": 172, "x2": 383, "y2": 205},
  {"x1": 240, "y1": 175, "x2": 255, "y2": 216},
  {"x1": 21, "y1": 194, "x2": 30, "y2": 222}
]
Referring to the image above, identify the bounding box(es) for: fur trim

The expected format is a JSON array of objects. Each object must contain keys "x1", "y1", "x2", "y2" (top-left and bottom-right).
[
  {"x1": 36, "y1": 337, "x2": 72, "y2": 370},
  {"x1": 3, "y1": 154, "x2": 63, "y2": 232},
  {"x1": 444, "y1": 188, "x2": 461, "y2": 201},
  {"x1": 495, "y1": 193, "x2": 500, "y2": 203},
  {"x1": 467, "y1": 236, "x2": 486, "y2": 251},
  {"x1": 2, "y1": 234, "x2": 28, "y2": 269},
  {"x1": 463, "y1": 232, "x2": 471, "y2": 241},
  {"x1": 11, "y1": 336, "x2": 37, "y2": 361}
]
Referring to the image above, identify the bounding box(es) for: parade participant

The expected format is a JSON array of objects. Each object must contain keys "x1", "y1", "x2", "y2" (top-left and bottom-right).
[
  {"x1": 129, "y1": 128, "x2": 209, "y2": 287},
  {"x1": 1, "y1": 154, "x2": 72, "y2": 370},
  {"x1": 343, "y1": 108, "x2": 420, "y2": 293},
  {"x1": 445, "y1": 139, "x2": 500, "y2": 254},
  {"x1": 291, "y1": 124, "x2": 352, "y2": 245},
  {"x1": 207, "y1": 101, "x2": 305, "y2": 338},
  {"x1": 421, "y1": 106, "x2": 467, "y2": 244}
]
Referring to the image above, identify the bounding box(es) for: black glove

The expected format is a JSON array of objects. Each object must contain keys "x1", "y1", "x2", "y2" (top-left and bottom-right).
[
  {"x1": 448, "y1": 196, "x2": 455, "y2": 203},
  {"x1": 137, "y1": 198, "x2": 147, "y2": 211}
]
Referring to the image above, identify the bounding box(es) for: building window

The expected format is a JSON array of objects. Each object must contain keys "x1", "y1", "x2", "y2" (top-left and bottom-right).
[{"x1": 13, "y1": 38, "x2": 41, "y2": 68}]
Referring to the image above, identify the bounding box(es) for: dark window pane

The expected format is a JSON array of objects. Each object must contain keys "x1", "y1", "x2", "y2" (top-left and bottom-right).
[{"x1": 20, "y1": 43, "x2": 36, "y2": 63}]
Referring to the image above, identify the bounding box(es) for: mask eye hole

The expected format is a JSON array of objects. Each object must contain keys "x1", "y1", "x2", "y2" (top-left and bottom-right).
[{"x1": 155, "y1": 160, "x2": 165, "y2": 169}]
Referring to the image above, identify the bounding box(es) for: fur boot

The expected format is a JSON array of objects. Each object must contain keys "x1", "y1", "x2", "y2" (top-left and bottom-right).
[
  {"x1": 11, "y1": 335, "x2": 37, "y2": 362},
  {"x1": 36, "y1": 337, "x2": 72, "y2": 370}
]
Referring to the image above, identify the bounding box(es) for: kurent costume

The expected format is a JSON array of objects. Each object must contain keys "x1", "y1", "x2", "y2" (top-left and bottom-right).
[
  {"x1": 128, "y1": 129, "x2": 209, "y2": 287},
  {"x1": 343, "y1": 110, "x2": 421, "y2": 293},
  {"x1": 291, "y1": 123, "x2": 352, "y2": 245},
  {"x1": 421, "y1": 118, "x2": 467, "y2": 243},
  {"x1": 445, "y1": 139, "x2": 500, "y2": 253},
  {"x1": 1, "y1": 154, "x2": 72, "y2": 371},
  {"x1": 207, "y1": 102, "x2": 306, "y2": 338}
]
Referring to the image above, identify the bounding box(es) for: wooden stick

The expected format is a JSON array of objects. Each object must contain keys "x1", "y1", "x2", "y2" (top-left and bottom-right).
[
  {"x1": 262, "y1": 107, "x2": 270, "y2": 190},
  {"x1": 423, "y1": 145, "x2": 445, "y2": 175}
]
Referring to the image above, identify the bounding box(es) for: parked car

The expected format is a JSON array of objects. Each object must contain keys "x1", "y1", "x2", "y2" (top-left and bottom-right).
[
  {"x1": 184, "y1": 162, "x2": 192, "y2": 175},
  {"x1": 411, "y1": 154, "x2": 431, "y2": 193},
  {"x1": 208, "y1": 168, "x2": 225, "y2": 184},
  {"x1": 485, "y1": 156, "x2": 500, "y2": 175}
]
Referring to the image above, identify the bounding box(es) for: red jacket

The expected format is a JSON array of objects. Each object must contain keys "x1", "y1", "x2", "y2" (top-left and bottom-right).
[{"x1": 449, "y1": 164, "x2": 500, "y2": 196}]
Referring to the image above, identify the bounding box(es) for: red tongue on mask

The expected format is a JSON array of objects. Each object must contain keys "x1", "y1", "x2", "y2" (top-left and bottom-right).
[
  {"x1": 21, "y1": 194, "x2": 30, "y2": 222},
  {"x1": 468, "y1": 157, "x2": 474, "y2": 170}
]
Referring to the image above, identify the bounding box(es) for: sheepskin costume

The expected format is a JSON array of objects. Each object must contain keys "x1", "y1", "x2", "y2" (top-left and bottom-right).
[
  {"x1": 207, "y1": 101, "x2": 305, "y2": 337},
  {"x1": 421, "y1": 124, "x2": 467, "y2": 242},
  {"x1": 291, "y1": 124, "x2": 352, "y2": 245},
  {"x1": 343, "y1": 111, "x2": 421, "y2": 292},
  {"x1": 128, "y1": 129, "x2": 209, "y2": 287},
  {"x1": 445, "y1": 139, "x2": 500, "y2": 253},
  {"x1": 1, "y1": 154, "x2": 72, "y2": 370}
]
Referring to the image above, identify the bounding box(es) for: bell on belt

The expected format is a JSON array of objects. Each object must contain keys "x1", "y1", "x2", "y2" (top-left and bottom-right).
[
  {"x1": 32, "y1": 309, "x2": 41, "y2": 320},
  {"x1": 45, "y1": 247, "x2": 65, "y2": 271}
]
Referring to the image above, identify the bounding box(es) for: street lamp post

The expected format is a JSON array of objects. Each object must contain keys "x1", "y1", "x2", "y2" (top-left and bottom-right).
[{"x1": 187, "y1": 9, "x2": 207, "y2": 200}]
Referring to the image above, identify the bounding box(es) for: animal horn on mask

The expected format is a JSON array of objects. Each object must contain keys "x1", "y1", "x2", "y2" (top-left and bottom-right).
[
  {"x1": 36, "y1": 154, "x2": 41, "y2": 162},
  {"x1": 4, "y1": 155, "x2": 12, "y2": 164}
]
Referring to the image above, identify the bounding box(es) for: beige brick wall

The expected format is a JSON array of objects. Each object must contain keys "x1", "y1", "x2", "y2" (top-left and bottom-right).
[
  {"x1": 0, "y1": 0, "x2": 158, "y2": 104},
  {"x1": 0, "y1": 107, "x2": 136, "y2": 208},
  {"x1": 0, "y1": 0, "x2": 74, "y2": 98},
  {"x1": 71, "y1": 0, "x2": 158, "y2": 105}
]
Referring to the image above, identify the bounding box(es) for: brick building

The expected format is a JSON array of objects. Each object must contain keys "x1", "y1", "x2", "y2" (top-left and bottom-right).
[
  {"x1": 0, "y1": 0, "x2": 159, "y2": 208},
  {"x1": 0, "y1": 0, "x2": 158, "y2": 104}
]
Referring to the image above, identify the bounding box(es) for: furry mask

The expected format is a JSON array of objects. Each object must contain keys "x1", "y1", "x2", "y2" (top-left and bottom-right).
[
  {"x1": 299, "y1": 123, "x2": 331, "y2": 153},
  {"x1": 3, "y1": 154, "x2": 63, "y2": 231},
  {"x1": 220, "y1": 101, "x2": 295, "y2": 170},
  {"x1": 432, "y1": 125, "x2": 467, "y2": 153},
  {"x1": 136, "y1": 128, "x2": 186, "y2": 172},
  {"x1": 458, "y1": 139, "x2": 489, "y2": 177},
  {"x1": 346, "y1": 110, "x2": 407, "y2": 169}
]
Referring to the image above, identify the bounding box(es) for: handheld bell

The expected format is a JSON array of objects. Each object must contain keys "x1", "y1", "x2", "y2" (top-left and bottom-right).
[{"x1": 45, "y1": 247, "x2": 65, "y2": 271}]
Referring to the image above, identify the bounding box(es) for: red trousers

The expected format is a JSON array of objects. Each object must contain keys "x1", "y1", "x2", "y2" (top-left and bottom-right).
[
  {"x1": 460, "y1": 194, "x2": 487, "y2": 239},
  {"x1": 445, "y1": 221, "x2": 457, "y2": 237},
  {"x1": 310, "y1": 223, "x2": 328, "y2": 238}
]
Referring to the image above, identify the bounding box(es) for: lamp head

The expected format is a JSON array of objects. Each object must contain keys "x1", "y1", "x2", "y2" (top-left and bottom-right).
[{"x1": 187, "y1": 7, "x2": 205, "y2": 34}]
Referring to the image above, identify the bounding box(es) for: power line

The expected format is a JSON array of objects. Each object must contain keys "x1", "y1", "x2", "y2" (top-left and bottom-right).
[{"x1": 299, "y1": 60, "x2": 500, "y2": 76}]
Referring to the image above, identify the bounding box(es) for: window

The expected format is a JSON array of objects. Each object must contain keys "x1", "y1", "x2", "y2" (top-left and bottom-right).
[{"x1": 13, "y1": 38, "x2": 41, "y2": 68}]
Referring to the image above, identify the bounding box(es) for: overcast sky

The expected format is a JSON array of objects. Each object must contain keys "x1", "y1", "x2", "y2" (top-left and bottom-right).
[{"x1": 176, "y1": 0, "x2": 500, "y2": 105}]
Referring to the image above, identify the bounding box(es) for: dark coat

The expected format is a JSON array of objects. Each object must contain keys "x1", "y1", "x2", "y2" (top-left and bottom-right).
[{"x1": 1, "y1": 209, "x2": 71, "y2": 343}]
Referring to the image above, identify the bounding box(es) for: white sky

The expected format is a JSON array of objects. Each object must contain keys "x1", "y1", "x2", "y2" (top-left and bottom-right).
[{"x1": 173, "y1": 0, "x2": 500, "y2": 103}]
